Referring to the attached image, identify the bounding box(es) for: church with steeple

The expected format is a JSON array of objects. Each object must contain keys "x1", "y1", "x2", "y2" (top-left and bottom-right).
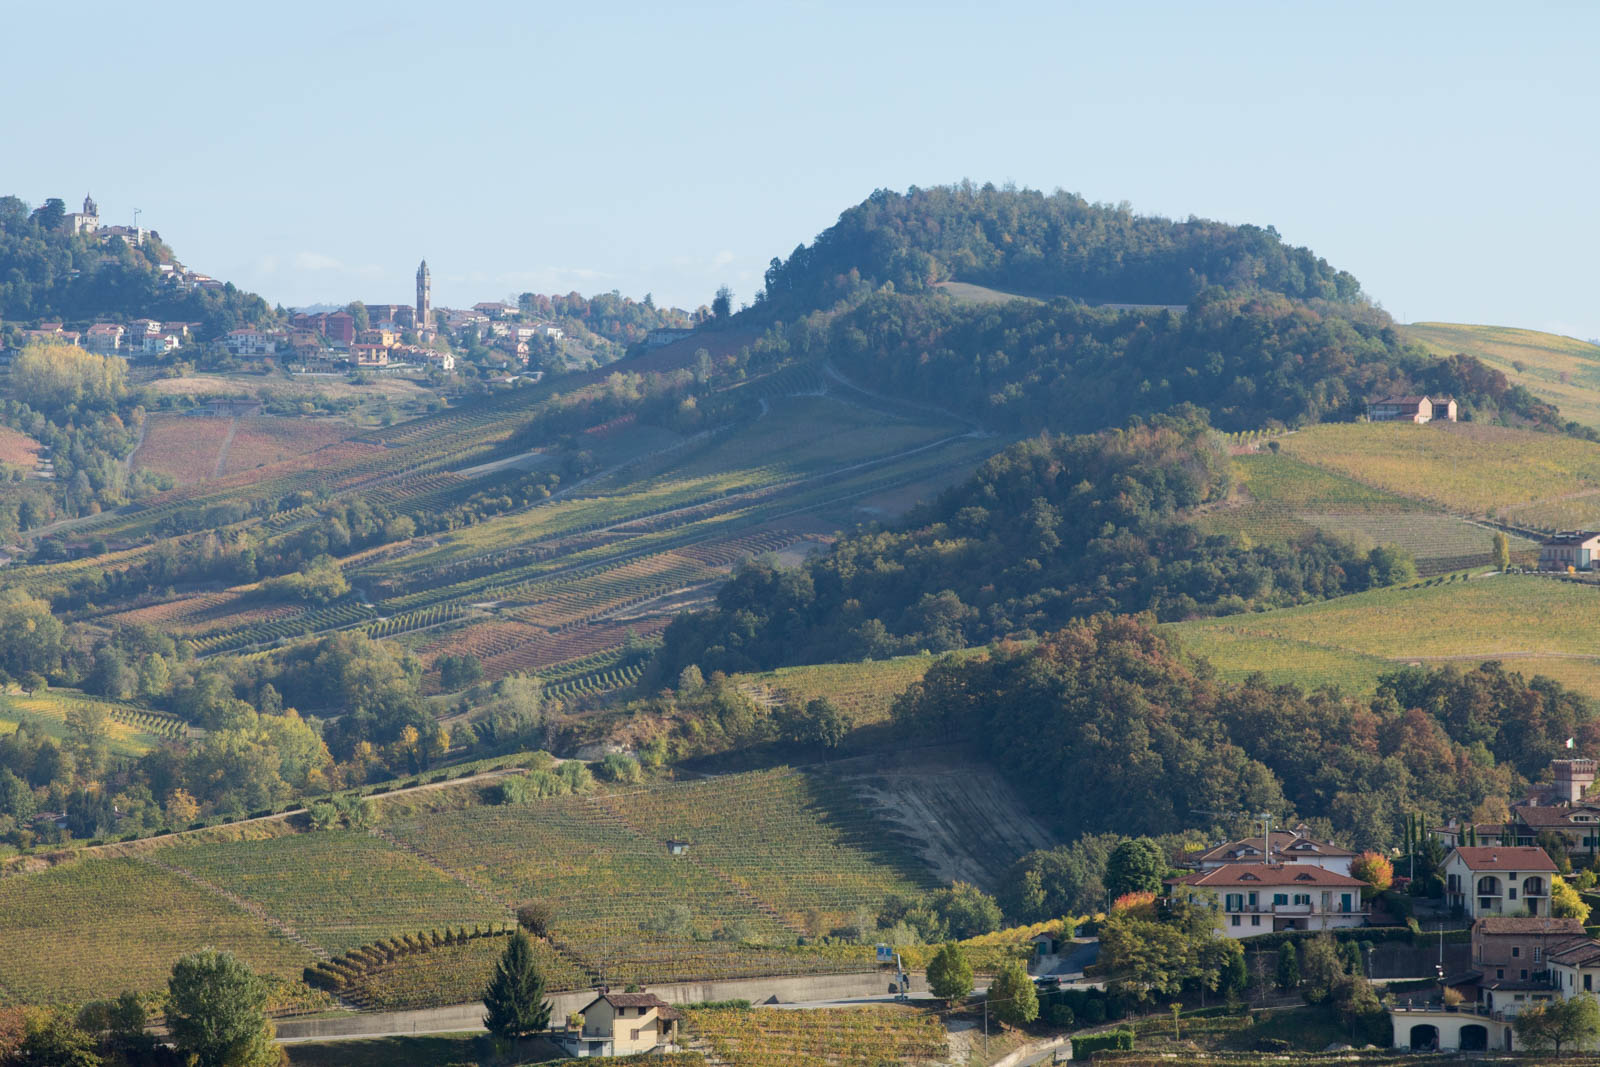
[
  {"x1": 416, "y1": 259, "x2": 431, "y2": 334},
  {"x1": 65, "y1": 193, "x2": 99, "y2": 235}
]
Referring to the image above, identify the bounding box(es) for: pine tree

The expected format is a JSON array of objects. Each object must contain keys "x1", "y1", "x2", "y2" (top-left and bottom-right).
[
  {"x1": 1276, "y1": 941, "x2": 1300, "y2": 992},
  {"x1": 482, "y1": 931, "x2": 552, "y2": 1038}
]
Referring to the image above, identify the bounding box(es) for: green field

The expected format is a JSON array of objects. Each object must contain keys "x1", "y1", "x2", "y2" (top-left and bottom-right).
[
  {"x1": 730, "y1": 648, "x2": 989, "y2": 726},
  {"x1": 1407, "y1": 321, "x2": 1600, "y2": 430},
  {"x1": 1278, "y1": 421, "x2": 1600, "y2": 530},
  {"x1": 0, "y1": 857, "x2": 312, "y2": 1006},
  {"x1": 1167, "y1": 574, "x2": 1600, "y2": 699}
]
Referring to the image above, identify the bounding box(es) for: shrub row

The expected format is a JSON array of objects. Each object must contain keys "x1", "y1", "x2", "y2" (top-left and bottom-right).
[
  {"x1": 304, "y1": 925, "x2": 512, "y2": 992},
  {"x1": 1073, "y1": 1029, "x2": 1135, "y2": 1056}
]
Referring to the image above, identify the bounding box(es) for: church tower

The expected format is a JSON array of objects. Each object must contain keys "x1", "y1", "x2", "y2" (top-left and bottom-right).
[{"x1": 416, "y1": 259, "x2": 431, "y2": 332}]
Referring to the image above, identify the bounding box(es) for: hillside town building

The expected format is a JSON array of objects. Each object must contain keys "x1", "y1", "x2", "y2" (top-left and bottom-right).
[
  {"x1": 1442, "y1": 847, "x2": 1556, "y2": 920},
  {"x1": 558, "y1": 992, "x2": 680, "y2": 1057}
]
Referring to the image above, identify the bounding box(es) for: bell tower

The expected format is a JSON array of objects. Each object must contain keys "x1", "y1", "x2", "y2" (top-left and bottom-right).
[{"x1": 416, "y1": 259, "x2": 431, "y2": 332}]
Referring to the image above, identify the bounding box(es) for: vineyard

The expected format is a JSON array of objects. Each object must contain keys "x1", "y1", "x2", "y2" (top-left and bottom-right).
[
  {"x1": 1167, "y1": 574, "x2": 1600, "y2": 699},
  {"x1": 0, "y1": 425, "x2": 42, "y2": 469},
  {"x1": 1278, "y1": 421, "x2": 1600, "y2": 528},
  {"x1": 0, "y1": 857, "x2": 312, "y2": 1006},
  {"x1": 131, "y1": 415, "x2": 237, "y2": 485},
  {"x1": 683, "y1": 1006, "x2": 948, "y2": 1067},
  {"x1": 380, "y1": 766, "x2": 931, "y2": 983},
  {"x1": 0, "y1": 688, "x2": 182, "y2": 755},
  {"x1": 152, "y1": 829, "x2": 511, "y2": 955},
  {"x1": 1405, "y1": 321, "x2": 1600, "y2": 430},
  {"x1": 309, "y1": 929, "x2": 587, "y2": 1010}
]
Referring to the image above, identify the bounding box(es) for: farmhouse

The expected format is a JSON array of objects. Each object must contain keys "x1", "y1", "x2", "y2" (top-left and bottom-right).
[
  {"x1": 1539, "y1": 531, "x2": 1600, "y2": 571},
  {"x1": 1442, "y1": 846, "x2": 1556, "y2": 919},
  {"x1": 1166, "y1": 862, "x2": 1367, "y2": 938},
  {"x1": 1365, "y1": 395, "x2": 1458, "y2": 423},
  {"x1": 558, "y1": 991, "x2": 680, "y2": 1058}
]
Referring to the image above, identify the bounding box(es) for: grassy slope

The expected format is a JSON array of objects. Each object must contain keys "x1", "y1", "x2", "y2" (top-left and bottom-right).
[
  {"x1": 0, "y1": 688, "x2": 170, "y2": 757},
  {"x1": 1406, "y1": 321, "x2": 1600, "y2": 429},
  {"x1": 1197, "y1": 451, "x2": 1539, "y2": 572},
  {"x1": 1278, "y1": 421, "x2": 1600, "y2": 531},
  {"x1": 1167, "y1": 574, "x2": 1600, "y2": 699},
  {"x1": 730, "y1": 648, "x2": 990, "y2": 726}
]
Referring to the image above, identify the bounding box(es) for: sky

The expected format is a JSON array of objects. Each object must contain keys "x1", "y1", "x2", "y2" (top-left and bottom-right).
[{"x1": 4, "y1": 0, "x2": 1596, "y2": 338}]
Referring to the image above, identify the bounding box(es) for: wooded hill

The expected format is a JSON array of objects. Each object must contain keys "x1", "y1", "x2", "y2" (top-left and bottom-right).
[{"x1": 0, "y1": 195, "x2": 274, "y2": 338}]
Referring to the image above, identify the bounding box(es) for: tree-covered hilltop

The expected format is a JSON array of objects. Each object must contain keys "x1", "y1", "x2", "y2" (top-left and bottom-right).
[
  {"x1": 0, "y1": 196, "x2": 274, "y2": 338},
  {"x1": 893, "y1": 615, "x2": 1594, "y2": 849},
  {"x1": 655, "y1": 412, "x2": 1418, "y2": 676},
  {"x1": 756, "y1": 182, "x2": 1362, "y2": 314},
  {"x1": 751, "y1": 288, "x2": 1562, "y2": 433}
]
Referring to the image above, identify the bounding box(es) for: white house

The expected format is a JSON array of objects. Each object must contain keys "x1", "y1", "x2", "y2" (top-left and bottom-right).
[
  {"x1": 1442, "y1": 846, "x2": 1557, "y2": 920},
  {"x1": 1167, "y1": 863, "x2": 1367, "y2": 939},
  {"x1": 1187, "y1": 828, "x2": 1356, "y2": 877},
  {"x1": 223, "y1": 328, "x2": 275, "y2": 356}
]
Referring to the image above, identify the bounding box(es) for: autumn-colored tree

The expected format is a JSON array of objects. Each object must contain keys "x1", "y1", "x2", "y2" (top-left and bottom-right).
[
  {"x1": 1552, "y1": 876, "x2": 1592, "y2": 923},
  {"x1": 1111, "y1": 891, "x2": 1158, "y2": 918},
  {"x1": 165, "y1": 789, "x2": 201, "y2": 825},
  {"x1": 1350, "y1": 851, "x2": 1393, "y2": 893}
]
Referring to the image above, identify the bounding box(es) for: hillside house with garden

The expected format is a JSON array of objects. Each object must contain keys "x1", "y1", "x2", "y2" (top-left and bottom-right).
[
  {"x1": 1366, "y1": 394, "x2": 1458, "y2": 423},
  {"x1": 1540, "y1": 531, "x2": 1600, "y2": 571},
  {"x1": 1166, "y1": 862, "x2": 1367, "y2": 938},
  {"x1": 558, "y1": 992, "x2": 680, "y2": 1058},
  {"x1": 1442, "y1": 846, "x2": 1556, "y2": 919}
]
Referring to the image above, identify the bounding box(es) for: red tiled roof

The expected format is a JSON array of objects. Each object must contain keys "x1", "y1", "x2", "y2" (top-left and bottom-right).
[
  {"x1": 1173, "y1": 863, "x2": 1365, "y2": 888},
  {"x1": 1449, "y1": 846, "x2": 1556, "y2": 872}
]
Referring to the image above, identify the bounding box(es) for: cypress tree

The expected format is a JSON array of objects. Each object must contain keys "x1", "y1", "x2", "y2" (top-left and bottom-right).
[
  {"x1": 483, "y1": 930, "x2": 552, "y2": 1038},
  {"x1": 1276, "y1": 941, "x2": 1300, "y2": 992}
]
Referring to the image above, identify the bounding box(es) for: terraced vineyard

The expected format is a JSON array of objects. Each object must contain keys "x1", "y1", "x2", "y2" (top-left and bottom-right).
[
  {"x1": 334, "y1": 933, "x2": 586, "y2": 1010},
  {"x1": 0, "y1": 857, "x2": 313, "y2": 1006},
  {"x1": 1166, "y1": 574, "x2": 1600, "y2": 699},
  {"x1": 684, "y1": 1006, "x2": 948, "y2": 1067}
]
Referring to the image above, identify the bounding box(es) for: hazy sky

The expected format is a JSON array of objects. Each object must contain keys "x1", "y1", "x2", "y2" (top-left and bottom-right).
[{"x1": 5, "y1": 1, "x2": 1596, "y2": 338}]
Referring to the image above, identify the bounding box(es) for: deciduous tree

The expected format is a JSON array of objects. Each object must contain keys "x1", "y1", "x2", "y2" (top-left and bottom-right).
[
  {"x1": 988, "y1": 960, "x2": 1039, "y2": 1026},
  {"x1": 927, "y1": 942, "x2": 974, "y2": 1003},
  {"x1": 165, "y1": 950, "x2": 281, "y2": 1067}
]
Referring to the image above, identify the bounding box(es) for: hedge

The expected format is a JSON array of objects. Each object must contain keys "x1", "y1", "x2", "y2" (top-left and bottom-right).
[
  {"x1": 1237, "y1": 925, "x2": 1467, "y2": 950},
  {"x1": 1073, "y1": 1029, "x2": 1135, "y2": 1056}
]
